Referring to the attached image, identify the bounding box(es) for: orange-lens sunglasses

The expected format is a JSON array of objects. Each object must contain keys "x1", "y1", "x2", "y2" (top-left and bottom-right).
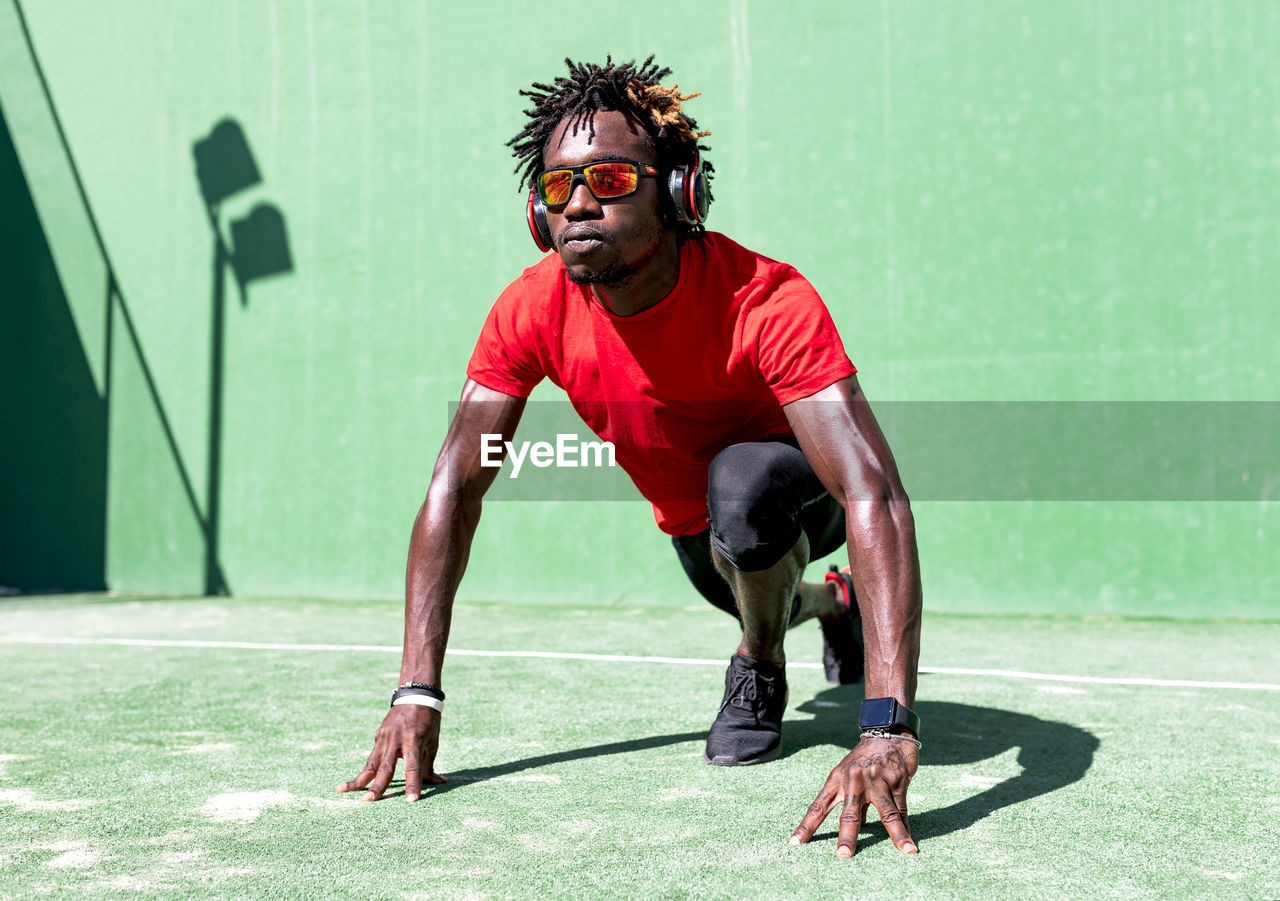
[{"x1": 536, "y1": 159, "x2": 659, "y2": 207}]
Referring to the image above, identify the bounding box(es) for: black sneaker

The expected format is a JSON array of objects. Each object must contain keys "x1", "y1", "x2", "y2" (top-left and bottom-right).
[
  {"x1": 703, "y1": 653, "x2": 787, "y2": 766},
  {"x1": 820, "y1": 566, "x2": 865, "y2": 685}
]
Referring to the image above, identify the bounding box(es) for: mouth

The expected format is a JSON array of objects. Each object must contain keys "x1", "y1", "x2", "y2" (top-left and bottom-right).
[{"x1": 559, "y1": 227, "x2": 609, "y2": 254}]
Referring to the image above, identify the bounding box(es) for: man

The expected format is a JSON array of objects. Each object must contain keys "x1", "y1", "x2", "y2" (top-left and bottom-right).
[{"x1": 338, "y1": 57, "x2": 923, "y2": 860}]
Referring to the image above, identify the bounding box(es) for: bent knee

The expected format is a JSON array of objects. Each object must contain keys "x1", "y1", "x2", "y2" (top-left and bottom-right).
[{"x1": 707, "y1": 443, "x2": 809, "y2": 571}]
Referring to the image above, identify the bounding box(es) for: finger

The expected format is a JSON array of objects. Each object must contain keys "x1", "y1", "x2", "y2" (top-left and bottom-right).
[
  {"x1": 835, "y1": 792, "x2": 863, "y2": 858},
  {"x1": 361, "y1": 747, "x2": 401, "y2": 802},
  {"x1": 894, "y1": 788, "x2": 911, "y2": 834},
  {"x1": 403, "y1": 742, "x2": 422, "y2": 803},
  {"x1": 336, "y1": 750, "x2": 380, "y2": 793},
  {"x1": 422, "y1": 732, "x2": 447, "y2": 786},
  {"x1": 872, "y1": 788, "x2": 918, "y2": 854},
  {"x1": 789, "y1": 788, "x2": 838, "y2": 845},
  {"x1": 336, "y1": 770, "x2": 372, "y2": 793}
]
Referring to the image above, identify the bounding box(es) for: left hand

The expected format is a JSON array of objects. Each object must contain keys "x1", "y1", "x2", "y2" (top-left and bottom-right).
[{"x1": 789, "y1": 735, "x2": 920, "y2": 858}]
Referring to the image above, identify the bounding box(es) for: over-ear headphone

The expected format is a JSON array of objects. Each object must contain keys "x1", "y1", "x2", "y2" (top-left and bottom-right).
[
  {"x1": 525, "y1": 152, "x2": 710, "y2": 252},
  {"x1": 526, "y1": 187, "x2": 554, "y2": 253},
  {"x1": 668, "y1": 150, "x2": 710, "y2": 229}
]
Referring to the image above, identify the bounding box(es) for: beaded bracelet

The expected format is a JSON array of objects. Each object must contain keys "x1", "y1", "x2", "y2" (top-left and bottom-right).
[{"x1": 860, "y1": 728, "x2": 922, "y2": 749}]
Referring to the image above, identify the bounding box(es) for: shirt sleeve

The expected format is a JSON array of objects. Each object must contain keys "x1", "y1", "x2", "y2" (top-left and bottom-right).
[
  {"x1": 465, "y1": 276, "x2": 547, "y2": 398},
  {"x1": 742, "y1": 267, "x2": 857, "y2": 406}
]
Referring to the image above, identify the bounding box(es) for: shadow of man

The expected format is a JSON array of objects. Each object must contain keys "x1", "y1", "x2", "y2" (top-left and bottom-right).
[{"x1": 406, "y1": 682, "x2": 1098, "y2": 851}]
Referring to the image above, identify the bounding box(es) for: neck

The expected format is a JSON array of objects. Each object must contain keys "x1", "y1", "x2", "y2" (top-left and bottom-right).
[{"x1": 592, "y1": 234, "x2": 681, "y2": 317}]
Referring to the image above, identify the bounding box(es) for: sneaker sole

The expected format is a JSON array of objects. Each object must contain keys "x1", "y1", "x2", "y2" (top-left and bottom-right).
[
  {"x1": 822, "y1": 567, "x2": 865, "y2": 685},
  {"x1": 702, "y1": 744, "x2": 783, "y2": 767}
]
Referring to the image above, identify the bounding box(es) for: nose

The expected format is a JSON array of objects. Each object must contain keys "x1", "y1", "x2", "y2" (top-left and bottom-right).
[{"x1": 562, "y1": 178, "x2": 602, "y2": 219}]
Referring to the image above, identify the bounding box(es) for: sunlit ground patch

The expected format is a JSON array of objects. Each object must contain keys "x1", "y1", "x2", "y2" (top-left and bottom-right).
[
  {"x1": 43, "y1": 843, "x2": 104, "y2": 870},
  {"x1": 199, "y1": 790, "x2": 294, "y2": 823},
  {"x1": 0, "y1": 790, "x2": 94, "y2": 813},
  {"x1": 168, "y1": 741, "x2": 237, "y2": 756}
]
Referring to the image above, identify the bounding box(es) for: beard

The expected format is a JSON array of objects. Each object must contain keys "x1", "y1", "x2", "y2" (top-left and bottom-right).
[
  {"x1": 559, "y1": 224, "x2": 663, "y2": 288},
  {"x1": 564, "y1": 260, "x2": 636, "y2": 286}
]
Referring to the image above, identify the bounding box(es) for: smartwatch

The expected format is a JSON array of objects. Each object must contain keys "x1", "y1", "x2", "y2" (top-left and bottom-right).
[{"x1": 859, "y1": 697, "x2": 920, "y2": 738}]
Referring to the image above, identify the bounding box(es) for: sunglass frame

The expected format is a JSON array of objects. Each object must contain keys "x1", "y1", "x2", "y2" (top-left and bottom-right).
[{"x1": 535, "y1": 159, "x2": 660, "y2": 207}]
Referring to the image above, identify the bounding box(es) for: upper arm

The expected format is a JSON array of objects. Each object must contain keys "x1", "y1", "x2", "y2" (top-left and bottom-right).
[
  {"x1": 742, "y1": 270, "x2": 857, "y2": 407},
  {"x1": 431, "y1": 379, "x2": 527, "y2": 501},
  {"x1": 466, "y1": 278, "x2": 548, "y2": 398},
  {"x1": 782, "y1": 375, "x2": 908, "y2": 507}
]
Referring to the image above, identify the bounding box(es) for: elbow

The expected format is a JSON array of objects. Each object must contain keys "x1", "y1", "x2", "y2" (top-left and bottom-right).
[
  {"x1": 834, "y1": 465, "x2": 912, "y2": 511},
  {"x1": 418, "y1": 478, "x2": 484, "y2": 536},
  {"x1": 424, "y1": 454, "x2": 487, "y2": 526},
  {"x1": 835, "y1": 467, "x2": 916, "y2": 542},
  {"x1": 427, "y1": 472, "x2": 485, "y2": 512}
]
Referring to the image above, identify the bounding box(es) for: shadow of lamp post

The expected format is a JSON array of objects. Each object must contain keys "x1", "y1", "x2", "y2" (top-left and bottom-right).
[{"x1": 193, "y1": 119, "x2": 293, "y2": 596}]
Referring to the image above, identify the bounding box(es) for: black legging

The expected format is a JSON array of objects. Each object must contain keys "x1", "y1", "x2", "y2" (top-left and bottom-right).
[{"x1": 671, "y1": 436, "x2": 846, "y2": 622}]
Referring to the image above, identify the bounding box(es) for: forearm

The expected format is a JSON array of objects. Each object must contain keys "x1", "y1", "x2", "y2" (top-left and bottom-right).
[
  {"x1": 399, "y1": 482, "x2": 483, "y2": 687},
  {"x1": 844, "y1": 494, "x2": 922, "y2": 708}
]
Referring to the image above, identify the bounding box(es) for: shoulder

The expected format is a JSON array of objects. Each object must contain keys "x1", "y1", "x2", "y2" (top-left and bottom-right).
[
  {"x1": 486, "y1": 253, "x2": 579, "y2": 329},
  {"x1": 692, "y1": 231, "x2": 814, "y2": 297},
  {"x1": 499, "y1": 252, "x2": 572, "y2": 303}
]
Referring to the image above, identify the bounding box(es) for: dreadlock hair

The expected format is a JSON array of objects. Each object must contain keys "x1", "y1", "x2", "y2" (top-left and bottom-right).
[{"x1": 508, "y1": 56, "x2": 714, "y2": 238}]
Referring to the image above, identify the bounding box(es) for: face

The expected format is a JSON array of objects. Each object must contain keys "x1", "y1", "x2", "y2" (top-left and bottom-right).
[{"x1": 541, "y1": 110, "x2": 670, "y2": 286}]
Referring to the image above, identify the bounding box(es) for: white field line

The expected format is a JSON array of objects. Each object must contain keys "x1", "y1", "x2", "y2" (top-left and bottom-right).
[{"x1": 3, "y1": 635, "x2": 1279, "y2": 692}]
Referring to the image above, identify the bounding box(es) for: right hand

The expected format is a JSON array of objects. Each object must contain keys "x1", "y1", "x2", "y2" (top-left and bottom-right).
[{"x1": 336, "y1": 705, "x2": 446, "y2": 802}]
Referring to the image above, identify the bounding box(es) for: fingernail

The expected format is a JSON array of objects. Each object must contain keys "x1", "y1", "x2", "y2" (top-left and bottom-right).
[
  {"x1": 406, "y1": 795, "x2": 418, "y2": 803},
  {"x1": 836, "y1": 846, "x2": 852, "y2": 858},
  {"x1": 904, "y1": 843, "x2": 918, "y2": 854},
  {"x1": 788, "y1": 836, "x2": 801, "y2": 846},
  {"x1": 361, "y1": 793, "x2": 374, "y2": 802}
]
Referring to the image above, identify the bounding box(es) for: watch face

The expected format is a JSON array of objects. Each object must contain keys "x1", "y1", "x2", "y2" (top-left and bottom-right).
[{"x1": 859, "y1": 697, "x2": 899, "y2": 729}]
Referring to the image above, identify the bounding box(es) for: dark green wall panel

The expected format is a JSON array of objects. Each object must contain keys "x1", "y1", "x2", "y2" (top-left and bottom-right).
[{"x1": 0, "y1": 102, "x2": 107, "y2": 591}]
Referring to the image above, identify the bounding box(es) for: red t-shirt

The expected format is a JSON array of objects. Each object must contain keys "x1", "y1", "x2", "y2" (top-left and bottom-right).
[{"x1": 466, "y1": 231, "x2": 856, "y2": 536}]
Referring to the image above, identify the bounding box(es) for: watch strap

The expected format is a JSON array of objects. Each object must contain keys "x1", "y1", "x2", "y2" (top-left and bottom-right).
[{"x1": 859, "y1": 697, "x2": 921, "y2": 738}]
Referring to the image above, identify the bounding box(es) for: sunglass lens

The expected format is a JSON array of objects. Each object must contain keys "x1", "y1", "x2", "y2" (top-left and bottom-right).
[
  {"x1": 584, "y1": 162, "x2": 638, "y2": 198},
  {"x1": 539, "y1": 170, "x2": 574, "y2": 205}
]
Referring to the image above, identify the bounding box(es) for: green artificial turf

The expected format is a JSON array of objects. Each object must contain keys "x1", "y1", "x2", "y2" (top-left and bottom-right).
[{"x1": 1, "y1": 594, "x2": 1278, "y2": 899}]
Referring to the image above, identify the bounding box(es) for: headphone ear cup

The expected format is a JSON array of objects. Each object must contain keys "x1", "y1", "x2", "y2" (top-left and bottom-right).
[
  {"x1": 688, "y1": 165, "x2": 709, "y2": 223},
  {"x1": 526, "y1": 188, "x2": 553, "y2": 252},
  {"x1": 667, "y1": 153, "x2": 709, "y2": 227},
  {"x1": 667, "y1": 166, "x2": 694, "y2": 227}
]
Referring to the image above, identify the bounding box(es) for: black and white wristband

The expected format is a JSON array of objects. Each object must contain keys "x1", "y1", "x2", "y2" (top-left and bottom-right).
[{"x1": 390, "y1": 682, "x2": 445, "y2": 713}]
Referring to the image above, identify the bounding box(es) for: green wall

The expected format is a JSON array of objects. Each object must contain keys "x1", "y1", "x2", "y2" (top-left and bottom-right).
[{"x1": 2, "y1": 0, "x2": 1276, "y2": 617}]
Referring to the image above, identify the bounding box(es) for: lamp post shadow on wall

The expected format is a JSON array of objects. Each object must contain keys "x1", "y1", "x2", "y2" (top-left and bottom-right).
[{"x1": 193, "y1": 119, "x2": 293, "y2": 596}]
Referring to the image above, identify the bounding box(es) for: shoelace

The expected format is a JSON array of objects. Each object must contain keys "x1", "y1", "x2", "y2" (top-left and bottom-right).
[{"x1": 721, "y1": 667, "x2": 778, "y2": 720}]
